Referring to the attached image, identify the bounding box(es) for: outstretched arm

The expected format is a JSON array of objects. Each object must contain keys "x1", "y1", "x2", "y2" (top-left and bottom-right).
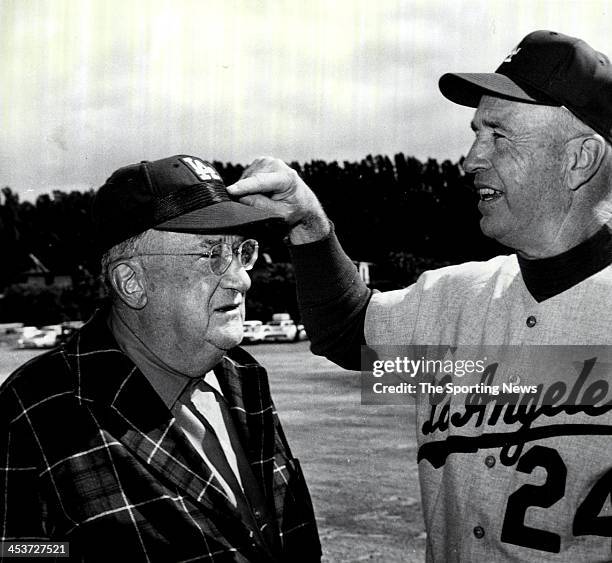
[{"x1": 288, "y1": 226, "x2": 371, "y2": 370}]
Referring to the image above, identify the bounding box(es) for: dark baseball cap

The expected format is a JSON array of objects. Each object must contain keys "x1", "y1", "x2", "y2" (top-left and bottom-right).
[
  {"x1": 93, "y1": 155, "x2": 285, "y2": 251},
  {"x1": 439, "y1": 30, "x2": 612, "y2": 143}
]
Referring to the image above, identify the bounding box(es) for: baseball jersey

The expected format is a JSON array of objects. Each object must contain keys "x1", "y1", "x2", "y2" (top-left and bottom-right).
[
  {"x1": 289, "y1": 229, "x2": 612, "y2": 563},
  {"x1": 366, "y1": 255, "x2": 612, "y2": 562}
]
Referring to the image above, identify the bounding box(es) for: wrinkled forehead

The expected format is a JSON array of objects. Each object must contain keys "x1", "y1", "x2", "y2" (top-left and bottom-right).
[
  {"x1": 471, "y1": 95, "x2": 561, "y2": 131},
  {"x1": 148, "y1": 230, "x2": 245, "y2": 251}
]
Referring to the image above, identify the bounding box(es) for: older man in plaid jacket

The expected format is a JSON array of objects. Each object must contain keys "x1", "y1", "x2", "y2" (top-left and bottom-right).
[{"x1": 0, "y1": 156, "x2": 321, "y2": 562}]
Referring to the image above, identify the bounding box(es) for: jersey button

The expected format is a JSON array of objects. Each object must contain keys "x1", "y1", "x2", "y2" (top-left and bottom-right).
[
  {"x1": 508, "y1": 374, "x2": 521, "y2": 385},
  {"x1": 473, "y1": 525, "x2": 485, "y2": 539},
  {"x1": 526, "y1": 315, "x2": 537, "y2": 327},
  {"x1": 484, "y1": 455, "x2": 496, "y2": 468}
]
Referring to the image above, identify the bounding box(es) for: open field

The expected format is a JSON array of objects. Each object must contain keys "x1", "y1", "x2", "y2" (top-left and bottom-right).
[{"x1": 0, "y1": 339, "x2": 425, "y2": 562}]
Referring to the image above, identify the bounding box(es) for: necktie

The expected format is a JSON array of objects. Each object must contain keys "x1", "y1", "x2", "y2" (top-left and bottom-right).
[
  {"x1": 189, "y1": 377, "x2": 246, "y2": 505},
  {"x1": 184, "y1": 375, "x2": 281, "y2": 555}
]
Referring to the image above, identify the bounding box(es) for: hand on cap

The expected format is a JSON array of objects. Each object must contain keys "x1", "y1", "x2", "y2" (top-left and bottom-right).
[{"x1": 227, "y1": 157, "x2": 330, "y2": 244}]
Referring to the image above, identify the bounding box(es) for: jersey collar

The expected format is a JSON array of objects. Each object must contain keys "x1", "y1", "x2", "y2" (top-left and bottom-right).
[{"x1": 517, "y1": 225, "x2": 612, "y2": 302}]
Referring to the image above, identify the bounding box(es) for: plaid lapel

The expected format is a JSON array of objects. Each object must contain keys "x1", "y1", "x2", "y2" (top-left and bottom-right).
[
  {"x1": 214, "y1": 348, "x2": 321, "y2": 554},
  {"x1": 62, "y1": 311, "x2": 249, "y2": 531}
]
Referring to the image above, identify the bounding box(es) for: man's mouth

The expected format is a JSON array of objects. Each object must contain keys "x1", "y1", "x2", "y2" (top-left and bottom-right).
[
  {"x1": 476, "y1": 187, "x2": 503, "y2": 202},
  {"x1": 215, "y1": 303, "x2": 241, "y2": 313}
]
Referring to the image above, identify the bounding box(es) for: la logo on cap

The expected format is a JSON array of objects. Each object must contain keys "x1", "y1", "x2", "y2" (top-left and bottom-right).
[{"x1": 181, "y1": 156, "x2": 222, "y2": 182}]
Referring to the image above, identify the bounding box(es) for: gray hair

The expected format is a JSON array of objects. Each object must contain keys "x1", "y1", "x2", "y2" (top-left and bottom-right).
[
  {"x1": 557, "y1": 106, "x2": 604, "y2": 141},
  {"x1": 100, "y1": 230, "x2": 153, "y2": 300}
]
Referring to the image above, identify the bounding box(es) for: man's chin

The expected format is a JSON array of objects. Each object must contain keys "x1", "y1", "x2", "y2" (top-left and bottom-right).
[
  {"x1": 209, "y1": 331, "x2": 244, "y2": 351},
  {"x1": 480, "y1": 218, "x2": 507, "y2": 244}
]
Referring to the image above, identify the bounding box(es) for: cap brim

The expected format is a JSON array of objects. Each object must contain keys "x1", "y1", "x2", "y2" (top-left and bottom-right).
[
  {"x1": 439, "y1": 72, "x2": 556, "y2": 107},
  {"x1": 154, "y1": 200, "x2": 287, "y2": 236}
]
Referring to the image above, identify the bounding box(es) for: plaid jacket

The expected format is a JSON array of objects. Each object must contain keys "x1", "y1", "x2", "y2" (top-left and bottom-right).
[{"x1": 0, "y1": 312, "x2": 321, "y2": 562}]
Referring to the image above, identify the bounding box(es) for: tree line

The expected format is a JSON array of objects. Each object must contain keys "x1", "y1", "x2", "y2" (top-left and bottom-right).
[{"x1": 0, "y1": 154, "x2": 506, "y2": 325}]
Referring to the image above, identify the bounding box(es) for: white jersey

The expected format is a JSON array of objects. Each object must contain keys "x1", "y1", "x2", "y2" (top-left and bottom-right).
[{"x1": 366, "y1": 255, "x2": 612, "y2": 562}]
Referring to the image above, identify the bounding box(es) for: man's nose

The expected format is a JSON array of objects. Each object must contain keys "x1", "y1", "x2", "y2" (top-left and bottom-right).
[
  {"x1": 462, "y1": 139, "x2": 490, "y2": 175},
  {"x1": 221, "y1": 256, "x2": 252, "y2": 292}
]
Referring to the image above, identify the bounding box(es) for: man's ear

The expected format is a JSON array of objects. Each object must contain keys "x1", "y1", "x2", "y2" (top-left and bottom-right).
[
  {"x1": 565, "y1": 134, "x2": 607, "y2": 191},
  {"x1": 109, "y1": 260, "x2": 148, "y2": 309}
]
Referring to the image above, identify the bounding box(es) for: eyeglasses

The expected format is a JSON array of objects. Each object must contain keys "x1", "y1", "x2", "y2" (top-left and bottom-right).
[{"x1": 133, "y1": 239, "x2": 259, "y2": 276}]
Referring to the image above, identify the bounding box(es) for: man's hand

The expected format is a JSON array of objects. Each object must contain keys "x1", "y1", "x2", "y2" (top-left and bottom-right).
[{"x1": 227, "y1": 157, "x2": 331, "y2": 244}]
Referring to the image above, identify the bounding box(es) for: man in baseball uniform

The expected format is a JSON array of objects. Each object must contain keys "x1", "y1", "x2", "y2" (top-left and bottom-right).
[{"x1": 227, "y1": 31, "x2": 612, "y2": 561}]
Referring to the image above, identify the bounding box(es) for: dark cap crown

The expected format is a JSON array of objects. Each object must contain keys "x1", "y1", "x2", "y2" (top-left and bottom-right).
[
  {"x1": 439, "y1": 30, "x2": 612, "y2": 143},
  {"x1": 93, "y1": 155, "x2": 283, "y2": 252}
]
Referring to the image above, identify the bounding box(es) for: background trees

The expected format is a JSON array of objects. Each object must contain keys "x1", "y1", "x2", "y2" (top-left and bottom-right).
[{"x1": 0, "y1": 154, "x2": 506, "y2": 324}]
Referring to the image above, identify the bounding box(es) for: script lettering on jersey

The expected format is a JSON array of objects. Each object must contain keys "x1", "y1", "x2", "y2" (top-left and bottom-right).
[{"x1": 418, "y1": 357, "x2": 612, "y2": 468}]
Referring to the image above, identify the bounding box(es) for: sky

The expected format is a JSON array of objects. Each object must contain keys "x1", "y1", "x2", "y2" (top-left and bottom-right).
[{"x1": 1, "y1": 0, "x2": 611, "y2": 199}]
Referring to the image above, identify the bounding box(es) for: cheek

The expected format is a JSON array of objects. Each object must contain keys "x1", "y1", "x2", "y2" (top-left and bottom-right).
[
  {"x1": 494, "y1": 152, "x2": 536, "y2": 199},
  {"x1": 146, "y1": 265, "x2": 179, "y2": 296},
  {"x1": 187, "y1": 277, "x2": 222, "y2": 319}
]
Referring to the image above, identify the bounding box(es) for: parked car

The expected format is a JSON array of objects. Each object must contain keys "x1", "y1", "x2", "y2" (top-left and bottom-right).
[
  {"x1": 296, "y1": 324, "x2": 308, "y2": 341},
  {"x1": 0, "y1": 323, "x2": 24, "y2": 335},
  {"x1": 41, "y1": 324, "x2": 63, "y2": 336},
  {"x1": 263, "y1": 319, "x2": 299, "y2": 342},
  {"x1": 242, "y1": 320, "x2": 266, "y2": 344},
  {"x1": 16, "y1": 321, "x2": 84, "y2": 349},
  {"x1": 17, "y1": 328, "x2": 59, "y2": 349}
]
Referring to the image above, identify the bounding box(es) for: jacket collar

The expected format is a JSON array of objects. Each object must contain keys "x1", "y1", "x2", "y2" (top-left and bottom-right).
[{"x1": 65, "y1": 309, "x2": 274, "y2": 457}]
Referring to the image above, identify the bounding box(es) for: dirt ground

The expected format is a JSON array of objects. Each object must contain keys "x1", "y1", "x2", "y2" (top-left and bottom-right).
[{"x1": 0, "y1": 339, "x2": 426, "y2": 562}]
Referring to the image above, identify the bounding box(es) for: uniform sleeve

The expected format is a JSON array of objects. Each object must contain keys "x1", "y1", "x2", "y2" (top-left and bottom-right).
[
  {"x1": 364, "y1": 284, "x2": 424, "y2": 345},
  {"x1": 288, "y1": 229, "x2": 371, "y2": 370},
  {"x1": 0, "y1": 390, "x2": 49, "y2": 541}
]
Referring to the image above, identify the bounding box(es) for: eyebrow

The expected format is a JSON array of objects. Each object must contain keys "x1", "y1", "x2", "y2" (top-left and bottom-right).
[
  {"x1": 194, "y1": 237, "x2": 244, "y2": 249},
  {"x1": 470, "y1": 118, "x2": 511, "y2": 133}
]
